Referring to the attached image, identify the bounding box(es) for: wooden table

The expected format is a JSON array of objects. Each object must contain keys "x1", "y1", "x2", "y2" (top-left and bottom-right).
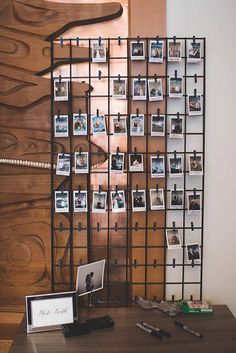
[{"x1": 9, "y1": 305, "x2": 236, "y2": 353}]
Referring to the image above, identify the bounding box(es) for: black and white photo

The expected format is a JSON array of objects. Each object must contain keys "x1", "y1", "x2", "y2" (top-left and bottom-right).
[
  {"x1": 130, "y1": 114, "x2": 144, "y2": 136},
  {"x1": 111, "y1": 190, "x2": 126, "y2": 213},
  {"x1": 151, "y1": 114, "x2": 165, "y2": 136},
  {"x1": 55, "y1": 191, "x2": 69, "y2": 213},
  {"x1": 91, "y1": 40, "x2": 106, "y2": 63},
  {"x1": 188, "y1": 95, "x2": 203, "y2": 116},
  {"x1": 170, "y1": 116, "x2": 184, "y2": 138},
  {"x1": 169, "y1": 77, "x2": 183, "y2": 98},
  {"x1": 151, "y1": 156, "x2": 165, "y2": 178},
  {"x1": 187, "y1": 192, "x2": 201, "y2": 215},
  {"x1": 130, "y1": 41, "x2": 145, "y2": 60},
  {"x1": 189, "y1": 155, "x2": 203, "y2": 176},
  {"x1": 73, "y1": 191, "x2": 88, "y2": 212},
  {"x1": 169, "y1": 155, "x2": 183, "y2": 177},
  {"x1": 150, "y1": 189, "x2": 165, "y2": 210},
  {"x1": 148, "y1": 79, "x2": 163, "y2": 101},
  {"x1": 187, "y1": 42, "x2": 201, "y2": 63},
  {"x1": 91, "y1": 114, "x2": 107, "y2": 135},
  {"x1": 168, "y1": 41, "x2": 181, "y2": 62},
  {"x1": 170, "y1": 189, "x2": 184, "y2": 209},
  {"x1": 110, "y1": 153, "x2": 125, "y2": 174},
  {"x1": 129, "y1": 153, "x2": 144, "y2": 172},
  {"x1": 73, "y1": 113, "x2": 87, "y2": 136},
  {"x1": 186, "y1": 243, "x2": 201, "y2": 262},
  {"x1": 133, "y1": 78, "x2": 147, "y2": 100},
  {"x1": 149, "y1": 40, "x2": 164, "y2": 63},
  {"x1": 92, "y1": 191, "x2": 107, "y2": 213},
  {"x1": 56, "y1": 153, "x2": 70, "y2": 176},
  {"x1": 54, "y1": 79, "x2": 69, "y2": 101},
  {"x1": 112, "y1": 78, "x2": 127, "y2": 99},
  {"x1": 112, "y1": 117, "x2": 127, "y2": 135},
  {"x1": 166, "y1": 229, "x2": 182, "y2": 249},
  {"x1": 54, "y1": 115, "x2": 69, "y2": 137},
  {"x1": 76, "y1": 259, "x2": 106, "y2": 296},
  {"x1": 132, "y1": 190, "x2": 146, "y2": 212},
  {"x1": 74, "y1": 152, "x2": 89, "y2": 174}
]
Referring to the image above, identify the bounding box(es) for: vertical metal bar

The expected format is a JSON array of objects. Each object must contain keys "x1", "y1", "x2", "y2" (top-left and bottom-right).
[
  {"x1": 107, "y1": 38, "x2": 111, "y2": 306},
  {"x1": 87, "y1": 39, "x2": 92, "y2": 264},
  {"x1": 126, "y1": 37, "x2": 130, "y2": 306}
]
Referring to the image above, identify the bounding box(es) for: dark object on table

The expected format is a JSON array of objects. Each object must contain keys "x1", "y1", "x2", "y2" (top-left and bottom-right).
[
  {"x1": 86, "y1": 315, "x2": 115, "y2": 331},
  {"x1": 174, "y1": 320, "x2": 203, "y2": 339},
  {"x1": 62, "y1": 323, "x2": 91, "y2": 337}
]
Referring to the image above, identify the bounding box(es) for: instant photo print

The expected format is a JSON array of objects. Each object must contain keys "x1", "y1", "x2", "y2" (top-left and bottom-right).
[
  {"x1": 112, "y1": 78, "x2": 127, "y2": 99},
  {"x1": 151, "y1": 156, "x2": 165, "y2": 178},
  {"x1": 73, "y1": 113, "x2": 87, "y2": 136},
  {"x1": 186, "y1": 243, "x2": 201, "y2": 262},
  {"x1": 56, "y1": 153, "x2": 70, "y2": 176},
  {"x1": 170, "y1": 189, "x2": 184, "y2": 209},
  {"x1": 187, "y1": 192, "x2": 201, "y2": 215},
  {"x1": 149, "y1": 40, "x2": 164, "y2": 63},
  {"x1": 151, "y1": 114, "x2": 165, "y2": 136},
  {"x1": 133, "y1": 78, "x2": 147, "y2": 100},
  {"x1": 92, "y1": 40, "x2": 106, "y2": 63},
  {"x1": 170, "y1": 116, "x2": 184, "y2": 138},
  {"x1": 130, "y1": 114, "x2": 144, "y2": 136},
  {"x1": 129, "y1": 153, "x2": 144, "y2": 172},
  {"x1": 132, "y1": 190, "x2": 146, "y2": 212},
  {"x1": 168, "y1": 41, "x2": 181, "y2": 62},
  {"x1": 148, "y1": 79, "x2": 163, "y2": 101},
  {"x1": 54, "y1": 79, "x2": 69, "y2": 101},
  {"x1": 188, "y1": 94, "x2": 203, "y2": 116},
  {"x1": 111, "y1": 190, "x2": 126, "y2": 212},
  {"x1": 169, "y1": 77, "x2": 183, "y2": 98},
  {"x1": 55, "y1": 191, "x2": 69, "y2": 213},
  {"x1": 130, "y1": 41, "x2": 145, "y2": 60},
  {"x1": 113, "y1": 117, "x2": 127, "y2": 135},
  {"x1": 169, "y1": 155, "x2": 183, "y2": 178},
  {"x1": 92, "y1": 191, "x2": 107, "y2": 213},
  {"x1": 150, "y1": 189, "x2": 165, "y2": 210},
  {"x1": 54, "y1": 115, "x2": 69, "y2": 137},
  {"x1": 187, "y1": 41, "x2": 201, "y2": 63},
  {"x1": 74, "y1": 152, "x2": 89, "y2": 174},
  {"x1": 189, "y1": 155, "x2": 203, "y2": 175},
  {"x1": 166, "y1": 229, "x2": 182, "y2": 250},
  {"x1": 73, "y1": 191, "x2": 88, "y2": 212},
  {"x1": 91, "y1": 114, "x2": 107, "y2": 135},
  {"x1": 76, "y1": 259, "x2": 106, "y2": 296},
  {"x1": 110, "y1": 153, "x2": 124, "y2": 174}
]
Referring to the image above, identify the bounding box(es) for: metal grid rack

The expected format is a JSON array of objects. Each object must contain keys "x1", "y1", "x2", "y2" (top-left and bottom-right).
[{"x1": 50, "y1": 36, "x2": 206, "y2": 306}]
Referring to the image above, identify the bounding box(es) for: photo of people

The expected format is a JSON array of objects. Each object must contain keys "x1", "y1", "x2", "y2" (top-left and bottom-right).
[
  {"x1": 74, "y1": 152, "x2": 89, "y2": 174},
  {"x1": 91, "y1": 114, "x2": 107, "y2": 135},
  {"x1": 148, "y1": 79, "x2": 163, "y2": 101},
  {"x1": 170, "y1": 189, "x2": 184, "y2": 209},
  {"x1": 55, "y1": 191, "x2": 69, "y2": 213},
  {"x1": 186, "y1": 244, "x2": 201, "y2": 262},
  {"x1": 170, "y1": 116, "x2": 183, "y2": 138},
  {"x1": 149, "y1": 40, "x2": 164, "y2": 63},
  {"x1": 92, "y1": 191, "x2": 107, "y2": 213},
  {"x1": 73, "y1": 113, "x2": 87, "y2": 136},
  {"x1": 168, "y1": 41, "x2": 181, "y2": 62},
  {"x1": 188, "y1": 95, "x2": 203, "y2": 116},
  {"x1": 111, "y1": 190, "x2": 126, "y2": 213},
  {"x1": 112, "y1": 117, "x2": 127, "y2": 135},
  {"x1": 132, "y1": 190, "x2": 146, "y2": 212},
  {"x1": 129, "y1": 153, "x2": 144, "y2": 172},
  {"x1": 92, "y1": 40, "x2": 106, "y2": 63},
  {"x1": 151, "y1": 156, "x2": 165, "y2": 178},
  {"x1": 54, "y1": 115, "x2": 68, "y2": 137},
  {"x1": 189, "y1": 155, "x2": 203, "y2": 176},
  {"x1": 54, "y1": 79, "x2": 69, "y2": 101},
  {"x1": 169, "y1": 156, "x2": 183, "y2": 177},
  {"x1": 151, "y1": 115, "x2": 165, "y2": 136},
  {"x1": 130, "y1": 114, "x2": 144, "y2": 136},
  {"x1": 130, "y1": 41, "x2": 145, "y2": 60},
  {"x1": 110, "y1": 153, "x2": 124, "y2": 174},
  {"x1": 169, "y1": 77, "x2": 183, "y2": 98},
  {"x1": 187, "y1": 193, "x2": 201, "y2": 215},
  {"x1": 56, "y1": 153, "x2": 70, "y2": 176},
  {"x1": 73, "y1": 191, "x2": 87, "y2": 212},
  {"x1": 187, "y1": 42, "x2": 201, "y2": 63},
  {"x1": 76, "y1": 259, "x2": 106, "y2": 296},
  {"x1": 133, "y1": 79, "x2": 147, "y2": 100},
  {"x1": 150, "y1": 189, "x2": 165, "y2": 210},
  {"x1": 166, "y1": 229, "x2": 182, "y2": 249},
  {"x1": 112, "y1": 79, "x2": 127, "y2": 99}
]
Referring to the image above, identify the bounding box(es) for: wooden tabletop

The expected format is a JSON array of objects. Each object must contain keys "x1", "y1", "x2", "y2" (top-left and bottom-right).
[{"x1": 9, "y1": 305, "x2": 236, "y2": 353}]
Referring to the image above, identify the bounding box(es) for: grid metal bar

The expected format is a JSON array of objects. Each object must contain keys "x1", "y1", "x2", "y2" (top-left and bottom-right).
[{"x1": 107, "y1": 38, "x2": 111, "y2": 306}]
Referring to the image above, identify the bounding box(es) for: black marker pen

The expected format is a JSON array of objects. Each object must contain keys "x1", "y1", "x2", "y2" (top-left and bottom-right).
[{"x1": 174, "y1": 320, "x2": 203, "y2": 338}]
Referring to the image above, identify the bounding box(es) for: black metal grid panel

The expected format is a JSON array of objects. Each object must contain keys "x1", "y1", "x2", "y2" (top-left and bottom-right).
[{"x1": 50, "y1": 37, "x2": 206, "y2": 306}]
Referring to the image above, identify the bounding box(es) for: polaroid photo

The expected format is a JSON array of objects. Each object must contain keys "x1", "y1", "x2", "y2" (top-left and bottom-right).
[
  {"x1": 151, "y1": 114, "x2": 165, "y2": 136},
  {"x1": 54, "y1": 79, "x2": 69, "y2": 101},
  {"x1": 91, "y1": 114, "x2": 107, "y2": 135},
  {"x1": 168, "y1": 41, "x2": 182, "y2": 62},
  {"x1": 92, "y1": 191, "x2": 107, "y2": 213},
  {"x1": 188, "y1": 95, "x2": 203, "y2": 116},
  {"x1": 189, "y1": 155, "x2": 203, "y2": 176},
  {"x1": 166, "y1": 229, "x2": 182, "y2": 250},
  {"x1": 73, "y1": 113, "x2": 87, "y2": 136},
  {"x1": 151, "y1": 156, "x2": 165, "y2": 178},
  {"x1": 56, "y1": 153, "x2": 70, "y2": 176},
  {"x1": 149, "y1": 40, "x2": 164, "y2": 63},
  {"x1": 55, "y1": 191, "x2": 69, "y2": 213},
  {"x1": 130, "y1": 41, "x2": 145, "y2": 60},
  {"x1": 170, "y1": 189, "x2": 184, "y2": 209},
  {"x1": 132, "y1": 189, "x2": 146, "y2": 212},
  {"x1": 112, "y1": 117, "x2": 127, "y2": 136},
  {"x1": 133, "y1": 78, "x2": 147, "y2": 100},
  {"x1": 170, "y1": 116, "x2": 184, "y2": 138},
  {"x1": 148, "y1": 79, "x2": 163, "y2": 101},
  {"x1": 74, "y1": 152, "x2": 89, "y2": 174},
  {"x1": 129, "y1": 153, "x2": 144, "y2": 172},
  {"x1": 169, "y1": 155, "x2": 183, "y2": 178},
  {"x1": 130, "y1": 114, "x2": 144, "y2": 136},
  {"x1": 150, "y1": 189, "x2": 165, "y2": 210},
  {"x1": 186, "y1": 243, "x2": 201, "y2": 262},
  {"x1": 111, "y1": 190, "x2": 126, "y2": 213},
  {"x1": 91, "y1": 40, "x2": 106, "y2": 63},
  {"x1": 187, "y1": 192, "x2": 201, "y2": 215},
  {"x1": 169, "y1": 77, "x2": 183, "y2": 98},
  {"x1": 112, "y1": 78, "x2": 127, "y2": 99},
  {"x1": 76, "y1": 259, "x2": 106, "y2": 296},
  {"x1": 110, "y1": 153, "x2": 125, "y2": 174},
  {"x1": 187, "y1": 42, "x2": 201, "y2": 63},
  {"x1": 54, "y1": 115, "x2": 68, "y2": 138},
  {"x1": 73, "y1": 191, "x2": 87, "y2": 212}
]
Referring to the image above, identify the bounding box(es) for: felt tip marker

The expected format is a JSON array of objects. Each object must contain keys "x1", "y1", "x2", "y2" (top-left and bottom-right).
[{"x1": 174, "y1": 320, "x2": 203, "y2": 338}]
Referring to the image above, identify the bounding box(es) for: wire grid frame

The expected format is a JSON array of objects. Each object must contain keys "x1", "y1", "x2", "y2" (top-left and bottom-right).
[{"x1": 50, "y1": 36, "x2": 206, "y2": 306}]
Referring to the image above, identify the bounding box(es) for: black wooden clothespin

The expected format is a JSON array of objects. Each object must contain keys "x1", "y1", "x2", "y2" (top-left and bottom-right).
[
  {"x1": 137, "y1": 36, "x2": 140, "y2": 43},
  {"x1": 172, "y1": 294, "x2": 175, "y2": 302},
  {"x1": 97, "y1": 109, "x2": 99, "y2": 117},
  {"x1": 78, "y1": 108, "x2": 82, "y2": 116},
  {"x1": 135, "y1": 222, "x2": 138, "y2": 231},
  {"x1": 59, "y1": 222, "x2": 63, "y2": 232},
  {"x1": 98, "y1": 185, "x2": 102, "y2": 193},
  {"x1": 138, "y1": 74, "x2": 141, "y2": 83},
  {"x1": 193, "y1": 188, "x2": 196, "y2": 196},
  {"x1": 118, "y1": 36, "x2": 121, "y2": 46},
  {"x1": 78, "y1": 222, "x2": 82, "y2": 232},
  {"x1": 114, "y1": 259, "x2": 118, "y2": 268},
  {"x1": 193, "y1": 150, "x2": 197, "y2": 158},
  {"x1": 173, "y1": 36, "x2": 176, "y2": 44},
  {"x1": 118, "y1": 74, "x2": 121, "y2": 83},
  {"x1": 190, "y1": 294, "x2": 193, "y2": 301},
  {"x1": 192, "y1": 35, "x2": 196, "y2": 45},
  {"x1": 177, "y1": 112, "x2": 180, "y2": 120},
  {"x1": 194, "y1": 88, "x2": 197, "y2": 96},
  {"x1": 76, "y1": 37, "x2": 79, "y2": 47},
  {"x1": 78, "y1": 185, "x2": 81, "y2": 193},
  {"x1": 157, "y1": 150, "x2": 160, "y2": 159},
  {"x1": 134, "y1": 259, "x2": 137, "y2": 268},
  {"x1": 156, "y1": 35, "x2": 159, "y2": 44},
  {"x1": 191, "y1": 222, "x2": 194, "y2": 231},
  {"x1": 60, "y1": 37, "x2": 63, "y2": 47},
  {"x1": 136, "y1": 184, "x2": 139, "y2": 192},
  {"x1": 59, "y1": 74, "x2": 62, "y2": 83},
  {"x1": 157, "y1": 108, "x2": 160, "y2": 117},
  {"x1": 134, "y1": 147, "x2": 137, "y2": 155},
  {"x1": 156, "y1": 184, "x2": 159, "y2": 193},
  {"x1": 172, "y1": 221, "x2": 176, "y2": 230},
  {"x1": 79, "y1": 147, "x2": 82, "y2": 155},
  {"x1": 174, "y1": 150, "x2": 177, "y2": 159},
  {"x1": 115, "y1": 222, "x2": 118, "y2": 232},
  {"x1": 98, "y1": 36, "x2": 101, "y2": 46},
  {"x1": 136, "y1": 108, "x2": 139, "y2": 116},
  {"x1": 174, "y1": 183, "x2": 177, "y2": 192},
  {"x1": 98, "y1": 70, "x2": 102, "y2": 80},
  {"x1": 154, "y1": 259, "x2": 157, "y2": 268},
  {"x1": 172, "y1": 259, "x2": 176, "y2": 268},
  {"x1": 97, "y1": 222, "x2": 100, "y2": 232},
  {"x1": 117, "y1": 112, "x2": 120, "y2": 122},
  {"x1": 116, "y1": 146, "x2": 119, "y2": 155},
  {"x1": 174, "y1": 69, "x2": 178, "y2": 79},
  {"x1": 194, "y1": 73, "x2": 198, "y2": 84},
  {"x1": 115, "y1": 185, "x2": 119, "y2": 195},
  {"x1": 153, "y1": 222, "x2": 157, "y2": 231},
  {"x1": 57, "y1": 110, "x2": 60, "y2": 117},
  {"x1": 191, "y1": 259, "x2": 195, "y2": 268},
  {"x1": 154, "y1": 73, "x2": 157, "y2": 82}
]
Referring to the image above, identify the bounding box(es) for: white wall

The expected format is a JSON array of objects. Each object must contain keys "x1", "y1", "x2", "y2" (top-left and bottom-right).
[{"x1": 167, "y1": 0, "x2": 236, "y2": 316}]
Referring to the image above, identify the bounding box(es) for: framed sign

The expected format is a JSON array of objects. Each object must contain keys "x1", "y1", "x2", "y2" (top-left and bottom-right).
[{"x1": 26, "y1": 291, "x2": 78, "y2": 333}]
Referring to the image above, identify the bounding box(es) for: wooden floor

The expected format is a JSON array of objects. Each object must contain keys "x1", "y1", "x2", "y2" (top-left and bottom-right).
[{"x1": 0, "y1": 313, "x2": 23, "y2": 353}]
